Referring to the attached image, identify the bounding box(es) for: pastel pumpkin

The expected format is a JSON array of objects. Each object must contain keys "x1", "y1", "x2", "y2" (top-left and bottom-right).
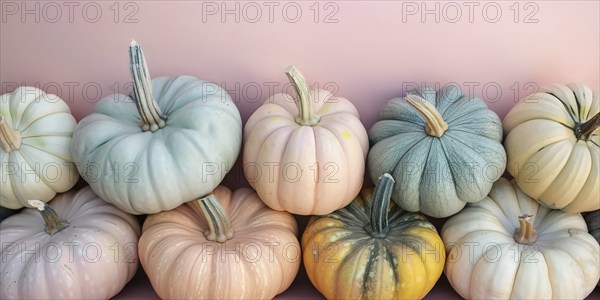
[
  {"x1": 72, "y1": 41, "x2": 242, "y2": 214},
  {"x1": 585, "y1": 210, "x2": 600, "y2": 286},
  {"x1": 585, "y1": 210, "x2": 600, "y2": 250},
  {"x1": 368, "y1": 86, "x2": 506, "y2": 218},
  {"x1": 0, "y1": 207, "x2": 19, "y2": 221},
  {"x1": 503, "y1": 83, "x2": 599, "y2": 213},
  {"x1": 442, "y1": 178, "x2": 600, "y2": 299},
  {"x1": 243, "y1": 66, "x2": 369, "y2": 215},
  {"x1": 0, "y1": 187, "x2": 140, "y2": 299},
  {"x1": 0, "y1": 87, "x2": 79, "y2": 209},
  {"x1": 139, "y1": 186, "x2": 300, "y2": 299},
  {"x1": 301, "y1": 174, "x2": 445, "y2": 299}
]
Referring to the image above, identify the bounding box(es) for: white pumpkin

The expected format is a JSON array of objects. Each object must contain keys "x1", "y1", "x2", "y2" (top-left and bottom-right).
[
  {"x1": 442, "y1": 178, "x2": 600, "y2": 299},
  {"x1": 0, "y1": 87, "x2": 79, "y2": 209},
  {"x1": 503, "y1": 83, "x2": 599, "y2": 213}
]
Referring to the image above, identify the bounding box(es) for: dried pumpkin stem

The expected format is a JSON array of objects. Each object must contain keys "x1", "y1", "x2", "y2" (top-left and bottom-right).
[
  {"x1": 405, "y1": 94, "x2": 448, "y2": 137},
  {"x1": 129, "y1": 40, "x2": 166, "y2": 132},
  {"x1": 0, "y1": 116, "x2": 22, "y2": 152},
  {"x1": 514, "y1": 214, "x2": 538, "y2": 245},
  {"x1": 28, "y1": 200, "x2": 69, "y2": 235},
  {"x1": 197, "y1": 194, "x2": 234, "y2": 243},
  {"x1": 285, "y1": 65, "x2": 320, "y2": 126},
  {"x1": 576, "y1": 112, "x2": 600, "y2": 140},
  {"x1": 367, "y1": 173, "x2": 395, "y2": 238}
]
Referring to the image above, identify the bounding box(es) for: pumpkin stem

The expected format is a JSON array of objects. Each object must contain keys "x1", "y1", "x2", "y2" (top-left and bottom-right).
[
  {"x1": 129, "y1": 40, "x2": 167, "y2": 132},
  {"x1": 514, "y1": 214, "x2": 538, "y2": 245},
  {"x1": 576, "y1": 112, "x2": 600, "y2": 140},
  {"x1": 197, "y1": 194, "x2": 234, "y2": 243},
  {"x1": 366, "y1": 173, "x2": 395, "y2": 238},
  {"x1": 0, "y1": 116, "x2": 22, "y2": 152},
  {"x1": 285, "y1": 65, "x2": 320, "y2": 126},
  {"x1": 405, "y1": 94, "x2": 448, "y2": 137},
  {"x1": 28, "y1": 200, "x2": 69, "y2": 235}
]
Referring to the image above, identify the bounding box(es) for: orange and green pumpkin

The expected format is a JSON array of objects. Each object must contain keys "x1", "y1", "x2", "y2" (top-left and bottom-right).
[{"x1": 301, "y1": 174, "x2": 445, "y2": 299}]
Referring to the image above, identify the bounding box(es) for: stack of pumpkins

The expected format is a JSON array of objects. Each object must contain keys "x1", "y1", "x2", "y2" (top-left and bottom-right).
[{"x1": 1, "y1": 41, "x2": 598, "y2": 299}]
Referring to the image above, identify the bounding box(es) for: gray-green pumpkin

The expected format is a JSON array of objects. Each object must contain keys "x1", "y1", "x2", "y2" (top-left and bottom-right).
[
  {"x1": 367, "y1": 86, "x2": 506, "y2": 218},
  {"x1": 586, "y1": 210, "x2": 600, "y2": 245},
  {"x1": 586, "y1": 210, "x2": 600, "y2": 286}
]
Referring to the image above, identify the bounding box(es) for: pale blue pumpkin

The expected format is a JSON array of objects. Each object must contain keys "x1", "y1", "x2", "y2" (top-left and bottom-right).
[
  {"x1": 72, "y1": 41, "x2": 242, "y2": 214},
  {"x1": 368, "y1": 86, "x2": 506, "y2": 218}
]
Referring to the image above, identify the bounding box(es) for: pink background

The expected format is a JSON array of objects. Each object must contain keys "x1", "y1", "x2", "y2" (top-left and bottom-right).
[
  {"x1": 1, "y1": 1, "x2": 599, "y2": 299},
  {"x1": 1, "y1": 1, "x2": 599, "y2": 125}
]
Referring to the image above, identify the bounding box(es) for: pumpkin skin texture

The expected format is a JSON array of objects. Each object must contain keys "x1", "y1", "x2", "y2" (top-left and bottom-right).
[
  {"x1": 243, "y1": 66, "x2": 368, "y2": 215},
  {"x1": 503, "y1": 83, "x2": 599, "y2": 213},
  {"x1": 72, "y1": 41, "x2": 242, "y2": 214},
  {"x1": 442, "y1": 178, "x2": 600, "y2": 299},
  {"x1": 0, "y1": 87, "x2": 79, "y2": 209},
  {"x1": 138, "y1": 185, "x2": 300, "y2": 299},
  {"x1": 0, "y1": 187, "x2": 141, "y2": 299},
  {"x1": 368, "y1": 86, "x2": 506, "y2": 218},
  {"x1": 301, "y1": 174, "x2": 445, "y2": 299}
]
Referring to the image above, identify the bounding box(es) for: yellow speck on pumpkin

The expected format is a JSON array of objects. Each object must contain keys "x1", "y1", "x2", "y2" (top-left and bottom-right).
[{"x1": 341, "y1": 130, "x2": 352, "y2": 140}]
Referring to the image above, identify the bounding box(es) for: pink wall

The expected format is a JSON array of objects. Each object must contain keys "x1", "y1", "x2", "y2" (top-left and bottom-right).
[{"x1": 1, "y1": 0, "x2": 599, "y2": 128}]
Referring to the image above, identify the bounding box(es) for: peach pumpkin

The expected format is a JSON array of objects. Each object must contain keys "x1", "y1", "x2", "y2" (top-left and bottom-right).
[
  {"x1": 138, "y1": 186, "x2": 300, "y2": 299},
  {"x1": 243, "y1": 66, "x2": 369, "y2": 215}
]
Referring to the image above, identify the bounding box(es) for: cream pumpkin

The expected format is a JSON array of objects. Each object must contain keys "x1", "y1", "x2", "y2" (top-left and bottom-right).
[
  {"x1": 243, "y1": 66, "x2": 369, "y2": 215},
  {"x1": 503, "y1": 83, "x2": 599, "y2": 213},
  {"x1": 138, "y1": 186, "x2": 300, "y2": 299},
  {"x1": 442, "y1": 178, "x2": 600, "y2": 299},
  {"x1": 0, "y1": 87, "x2": 79, "y2": 209}
]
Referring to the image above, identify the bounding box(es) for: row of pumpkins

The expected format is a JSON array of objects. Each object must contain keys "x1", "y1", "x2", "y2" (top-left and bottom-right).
[{"x1": 0, "y1": 40, "x2": 599, "y2": 299}]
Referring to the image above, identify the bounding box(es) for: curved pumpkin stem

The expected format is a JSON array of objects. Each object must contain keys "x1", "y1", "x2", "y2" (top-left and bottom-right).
[
  {"x1": 514, "y1": 214, "x2": 538, "y2": 245},
  {"x1": 576, "y1": 112, "x2": 599, "y2": 140},
  {"x1": 366, "y1": 173, "x2": 395, "y2": 238},
  {"x1": 28, "y1": 200, "x2": 69, "y2": 235},
  {"x1": 0, "y1": 116, "x2": 22, "y2": 152},
  {"x1": 405, "y1": 94, "x2": 448, "y2": 137},
  {"x1": 285, "y1": 66, "x2": 320, "y2": 126},
  {"x1": 129, "y1": 40, "x2": 166, "y2": 132},
  {"x1": 197, "y1": 194, "x2": 234, "y2": 243}
]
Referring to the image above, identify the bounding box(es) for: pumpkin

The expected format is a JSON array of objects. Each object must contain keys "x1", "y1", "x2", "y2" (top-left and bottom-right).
[
  {"x1": 0, "y1": 87, "x2": 79, "y2": 209},
  {"x1": 442, "y1": 178, "x2": 600, "y2": 299},
  {"x1": 243, "y1": 66, "x2": 368, "y2": 215},
  {"x1": 503, "y1": 83, "x2": 599, "y2": 213},
  {"x1": 368, "y1": 86, "x2": 506, "y2": 218},
  {"x1": 0, "y1": 186, "x2": 140, "y2": 299},
  {"x1": 585, "y1": 210, "x2": 600, "y2": 248},
  {"x1": 585, "y1": 210, "x2": 600, "y2": 286},
  {"x1": 0, "y1": 207, "x2": 19, "y2": 221},
  {"x1": 301, "y1": 173, "x2": 445, "y2": 299},
  {"x1": 138, "y1": 185, "x2": 300, "y2": 299},
  {"x1": 71, "y1": 40, "x2": 242, "y2": 214}
]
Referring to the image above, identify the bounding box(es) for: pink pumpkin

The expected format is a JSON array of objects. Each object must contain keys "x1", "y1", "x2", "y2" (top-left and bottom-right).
[
  {"x1": 243, "y1": 66, "x2": 369, "y2": 215},
  {"x1": 0, "y1": 187, "x2": 140, "y2": 299}
]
